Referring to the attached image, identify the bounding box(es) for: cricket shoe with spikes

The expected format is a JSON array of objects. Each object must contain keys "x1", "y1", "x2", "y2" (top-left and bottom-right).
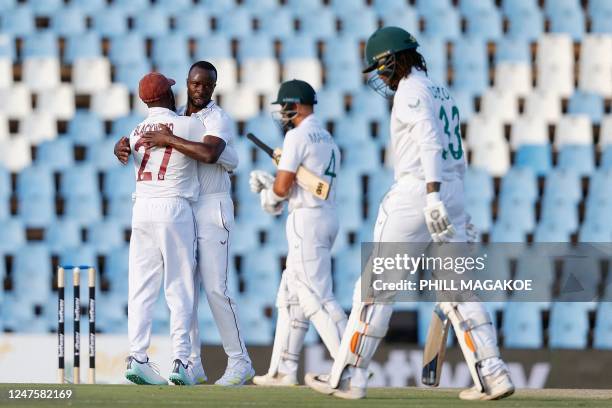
[
  {"x1": 125, "y1": 356, "x2": 167, "y2": 385},
  {"x1": 252, "y1": 372, "x2": 298, "y2": 386},
  {"x1": 459, "y1": 370, "x2": 515, "y2": 401},
  {"x1": 215, "y1": 359, "x2": 255, "y2": 386},
  {"x1": 190, "y1": 359, "x2": 208, "y2": 384},
  {"x1": 168, "y1": 359, "x2": 198, "y2": 386},
  {"x1": 305, "y1": 373, "x2": 366, "y2": 400}
]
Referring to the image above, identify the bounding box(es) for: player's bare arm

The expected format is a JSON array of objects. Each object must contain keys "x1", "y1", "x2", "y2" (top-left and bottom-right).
[
  {"x1": 141, "y1": 125, "x2": 226, "y2": 164},
  {"x1": 114, "y1": 137, "x2": 131, "y2": 164},
  {"x1": 273, "y1": 170, "x2": 296, "y2": 197}
]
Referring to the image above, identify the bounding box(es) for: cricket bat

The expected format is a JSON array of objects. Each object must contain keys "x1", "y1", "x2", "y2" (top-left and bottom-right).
[
  {"x1": 422, "y1": 305, "x2": 451, "y2": 386},
  {"x1": 246, "y1": 133, "x2": 331, "y2": 200}
]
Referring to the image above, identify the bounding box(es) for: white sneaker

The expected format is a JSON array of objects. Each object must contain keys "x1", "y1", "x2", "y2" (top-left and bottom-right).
[
  {"x1": 190, "y1": 359, "x2": 208, "y2": 384},
  {"x1": 305, "y1": 373, "x2": 366, "y2": 400},
  {"x1": 215, "y1": 359, "x2": 255, "y2": 386},
  {"x1": 253, "y1": 372, "x2": 297, "y2": 386},
  {"x1": 125, "y1": 356, "x2": 167, "y2": 385},
  {"x1": 168, "y1": 359, "x2": 198, "y2": 386},
  {"x1": 459, "y1": 370, "x2": 515, "y2": 401}
]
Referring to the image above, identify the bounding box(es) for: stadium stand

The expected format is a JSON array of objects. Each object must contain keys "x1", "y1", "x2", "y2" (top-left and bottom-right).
[{"x1": 0, "y1": 0, "x2": 609, "y2": 351}]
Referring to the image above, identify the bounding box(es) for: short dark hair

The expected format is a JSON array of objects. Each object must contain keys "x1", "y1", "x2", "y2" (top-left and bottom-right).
[{"x1": 189, "y1": 61, "x2": 217, "y2": 77}]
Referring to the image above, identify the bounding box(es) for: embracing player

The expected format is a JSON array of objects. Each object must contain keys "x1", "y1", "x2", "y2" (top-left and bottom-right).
[
  {"x1": 122, "y1": 73, "x2": 203, "y2": 385},
  {"x1": 305, "y1": 27, "x2": 515, "y2": 400},
  {"x1": 249, "y1": 80, "x2": 347, "y2": 386}
]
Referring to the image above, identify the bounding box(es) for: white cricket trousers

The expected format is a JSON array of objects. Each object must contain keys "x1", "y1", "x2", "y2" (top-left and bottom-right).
[
  {"x1": 128, "y1": 196, "x2": 197, "y2": 364},
  {"x1": 190, "y1": 193, "x2": 249, "y2": 364}
]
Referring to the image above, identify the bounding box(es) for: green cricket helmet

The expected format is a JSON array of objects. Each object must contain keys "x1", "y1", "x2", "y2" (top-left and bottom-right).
[
  {"x1": 271, "y1": 79, "x2": 317, "y2": 105},
  {"x1": 363, "y1": 26, "x2": 419, "y2": 74}
]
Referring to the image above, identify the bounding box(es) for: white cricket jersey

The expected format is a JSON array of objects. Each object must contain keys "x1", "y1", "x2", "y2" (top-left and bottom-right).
[
  {"x1": 129, "y1": 107, "x2": 204, "y2": 200},
  {"x1": 277, "y1": 114, "x2": 340, "y2": 212},
  {"x1": 390, "y1": 69, "x2": 467, "y2": 183},
  {"x1": 178, "y1": 101, "x2": 234, "y2": 195}
]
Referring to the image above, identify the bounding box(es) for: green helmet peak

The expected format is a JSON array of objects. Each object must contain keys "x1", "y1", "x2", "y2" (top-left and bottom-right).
[
  {"x1": 271, "y1": 79, "x2": 317, "y2": 105},
  {"x1": 363, "y1": 26, "x2": 419, "y2": 73}
]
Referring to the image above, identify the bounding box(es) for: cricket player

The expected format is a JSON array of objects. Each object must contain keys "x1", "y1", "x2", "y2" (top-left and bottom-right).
[
  {"x1": 248, "y1": 80, "x2": 347, "y2": 386},
  {"x1": 139, "y1": 61, "x2": 254, "y2": 385},
  {"x1": 305, "y1": 27, "x2": 515, "y2": 400},
  {"x1": 123, "y1": 72, "x2": 205, "y2": 385}
]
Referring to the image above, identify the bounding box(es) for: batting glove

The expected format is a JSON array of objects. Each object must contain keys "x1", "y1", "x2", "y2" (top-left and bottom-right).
[
  {"x1": 249, "y1": 170, "x2": 275, "y2": 194},
  {"x1": 465, "y1": 213, "x2": 480, "y2": 243},
  {"x1": 423, "y1": 192, "x2": 456, "y2": 243},
  {"x1": 260, "y1": 188, "x2": 284, "y2": 215}
]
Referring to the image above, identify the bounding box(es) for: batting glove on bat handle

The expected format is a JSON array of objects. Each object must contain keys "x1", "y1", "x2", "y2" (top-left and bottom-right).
[{"x1": 424, "y1": 192, "x2": 455, "y2": 243}]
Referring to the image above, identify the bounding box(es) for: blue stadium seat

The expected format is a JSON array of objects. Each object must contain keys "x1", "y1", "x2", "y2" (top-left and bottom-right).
[
  {"x1": 339, "y1": 9, "x2": 377, "y2": 40},
  {"x1": 22, "y1": 32, "x2": 58, "y2": 58},
  {"x1": 86, "y1": 139, "x2": 124, "y2": 171},
  {"x1": 105, "y1": 245, "x2": 128, "y2": 290},
  {"x1": 583, "y1": 198, "x2": 611, "y2": 232},
  {"x1": 59, "y1": 246, "x2": 97, "y2": 271},
  {"x1": 500, "y1": 167, "x2": 538, "y2": 203},
  {"x1": 0, "y1": 6, "x2": 34, "y2": 35},
  {"x1": 541, "y1": 196, "x2": 579, "y2": 230},
  {"x1": 66, "y1": 111, "x2": 105, "y2": 143},
  {"x1": 506, "y1": 6, "x2": 544, "y2": 41},
  {"x1": 17, "y1": 165, "x2": 55, "y2": 198},
  {"x1": 18, "y1": 195, "x2": 55, "y2": 228},
  {"x1": 495, "y1": 35, "x2": 531, "y2": 63},
  {"x1": 154, "y1": 61, "x2": 188, "y2": 92},
  {"x1": 503, "y1": 0, "x2": 539, "y2": 16},
  {"x1": 152, "y1": 33, "x2": 189, "y2": 66},
  {"x1": 115, "y1": 60, "x2": 153, "y2": 92},
  {"x1": 45, "y1": 219, "x2": 82, "y2": 252},
  {"x1": 451, "y1": 89, "x2": 475, "y2": 121},
  {"x1": 366, "y1": 168, "x2": 393, "y2": 205},
  {"x1": 351, "y1": 87, "x2": 389, "y2": 120},
  {"x1": 64, "y1": 195, "x2": 103, "y2": 225},
  {"x1": 36, "y1": 139, "x2": 75, "y2": 171},
  {"x1": 0, "y1": 165, "x2": 11, "y2": 199},
  {"x1": 589, "y1": 0, "x2": 612, "y2": 16},
  {"x1": 558, "y1": 145, "x2": 595, "y2": 176},
  {"x1": 109, "y1": 34, "x2": 147, "y2": 65},
  {"x1": 0, "y1": 33, "x2": 15, "y2": 60},
  {"x1": 60, "y1": 165, "x2": 99, "y2": 198},
  {"x1": 514, "y1": 145, "x2": 553, "y2": 176},
  {"x1": 107, "y1": 196, "x2": 132, "y2": 227},
  {"x1": 578, "y1": 221, "x2": 610, "y2": 242},
  {"x1": 602, "y1": 146, "x2": 612, "y2": 170},
  {"x1": 287, "y1": 0, "x2": 324, "y2": 13},
  {"x1": 258, "y1": 8, "x2": 294, "y2": 38},
  {"x1": 334, "y1": 116, "x2": 371, "y2": 144},
  {"x1": 543, "y1": 169, "x2": 582, "y2": 204},
  {"x1": 244, "y1": 114, "x2": 283, "y2": 143},
  {"x1": 594, "y1": 302, "x2": 612, "y2": 349},
  {"x1": 0, "y1": 218, "x2": 25, "y2": 252},
  {"x1": 174, "y1": 8, "x2": 211, "y2": 36},
  {"x1": 91, "y1": 7, "x2": 128, "y2": 36},
  {"x1": 11, "y1": 245, "x2": 53, "y2": 310},
  {"x1": 298, "y1": 8, "x2": 336, "y2": 39},
  {"x1": 280, "y1": 34, "x2": 317, "y2": 62},
  {"x1": 156, "y1": 0, "x2": 193, "y2": 13},
  {"x1": 497, "y1": 196, "x2": 535, "y2": 233},
  {"x1": 134, "y1": 8, "x2": 170, "y2": 37},
  {"x1": 378, "y1": 7, "x2": 419, "y2": 33},
  {"x1": 216, "y1": 9, "x2": 253, "y2": 37},
  {"x1": 88, "y1": 221, "x2": 125, "y2": 255},
  {"x1": 237, "y1": 35, "x2": 275, "y2": 61},
  {"x1": 70, "y1": 0, "x2": 106, "y2": 13},
  {"x1": 465, "y1": 7, "x2": 503, "y2": 41},
  {"x1": 591, "y1": 11, "x2": 612, "y2": 33},
  {"x1": 416, "y1": 0, "x2": 451, "y2": 16},
  {"x1": 196, "y1": 35, "x2": 232, "y2": 60},
  {"x1": 64, "y1": 32, "x2": 102, "y2": 63},
  {"x1": 490, "y1": 220, "x2": 526, "y2": 242},
  {"x1": 103, "y1": 165, "x2": 136, "y2": 199},
  {"x1": 544, "y1": 0, "x2": 581, "y2": 16},
  {"x1": 111, "y1": 0, "x2": 149, "y2": 12},
  {"x1": 423, "y1": 7, "x2": 461, "y2": 41},
  {"x1": 0, "y1": 0, "x2": 14, "y2": 12},
  {"x1": 112, "y1": 114, "x2": 145, "y2": 139},
  {"x1": 464, "y1": 197, "x2": 492, "y2": 232},
  {"x1": 417, "y1": 37, "x2": 447, "y2": 86},
  {"x1": 534, "y1": 221, "x2": 572, "y2": 242},
  {"x1": 568, "y1": 92, "x2": 605, "y2": 124},
  {"x1": 51, "y1": 7, "x2": 86, "y2": 35},
  {"x1": 549, "y1": 302, "x2": 589, "y2": 349},
  {"x1": 549, "y1": 7, "x2": 585, "y2": 40},
  {"x1": 503, "y1": 303, "x2": 543, "y2": 348},
  {"x1": 452, "y1": 38, "x2": 488, "y2": 94}
]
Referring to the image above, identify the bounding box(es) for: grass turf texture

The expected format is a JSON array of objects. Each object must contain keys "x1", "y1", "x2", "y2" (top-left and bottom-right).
[{"x1": 1, "y1": 385, "x2": 611, "y2": 408}]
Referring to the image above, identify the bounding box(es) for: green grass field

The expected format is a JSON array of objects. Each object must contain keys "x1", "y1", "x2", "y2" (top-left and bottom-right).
[{"x1": 1, "y1": 385, "x2": 611, "y2": 408}]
